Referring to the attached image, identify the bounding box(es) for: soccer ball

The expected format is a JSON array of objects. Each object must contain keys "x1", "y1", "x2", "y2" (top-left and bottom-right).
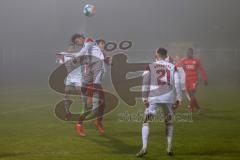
[{"x1": 83, "y1": 4, "x2": 96, "y2": 17}]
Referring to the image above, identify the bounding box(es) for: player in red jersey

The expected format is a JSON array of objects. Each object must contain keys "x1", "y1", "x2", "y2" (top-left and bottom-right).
[{"x1": 180, "y1": 48, "x2": 208, "y2": 112}]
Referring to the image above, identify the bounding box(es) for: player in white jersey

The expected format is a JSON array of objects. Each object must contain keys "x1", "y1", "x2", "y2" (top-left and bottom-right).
[
  {"x1": 74, "y1": 37, "x2": 106, "y2": 136},
  {"x1": 56, "y1": 42, "x2": 83, "y2": 120},
  {"x1": 136, "y1": 48, "x2": 182, "y2": 157},
  {"x1": 165, "y1": 55, "x2": 187, "y2": 103},
  {"x1": 174, "y1": 56, "x2": 189, "y2": 100}
]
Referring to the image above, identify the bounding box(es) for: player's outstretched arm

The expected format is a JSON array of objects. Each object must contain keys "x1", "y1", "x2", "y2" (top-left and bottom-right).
[{"x1": 198, "y1": 60, "x2": 208, "y2": 85}]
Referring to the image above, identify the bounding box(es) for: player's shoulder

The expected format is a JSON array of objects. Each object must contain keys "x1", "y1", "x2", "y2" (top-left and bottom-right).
[
  {"x1": 194, "y1": 56, "x2": 202, "y2": 62},
  {"x1": 165, "y1": 56, "x2": 174, "y2": 64},
  {"x1": 189, "y1": 57, "x2": 200, "y2": 65},
  {"x1": 181, "y1": 57, "x2": 199, "y2": 64},
  {"x1": 157, "y1": 60, "x2": 175, "y2": 69},
  {"x1": 181, "y1": 57, "x2": 188, "y2": 62},
  {"x1": 163, "y1": 59, "x2": 175, "y2": 66}
]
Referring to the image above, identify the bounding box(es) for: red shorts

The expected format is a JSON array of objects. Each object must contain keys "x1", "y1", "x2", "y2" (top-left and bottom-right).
[{"x1": 186, "y1": 79, "x2": 198, "y2": 92}]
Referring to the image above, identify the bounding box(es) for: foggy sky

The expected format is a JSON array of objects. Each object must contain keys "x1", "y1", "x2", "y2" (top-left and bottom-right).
[{"x1": 0, "y1": 0, "x2": 240, "y2": 87}]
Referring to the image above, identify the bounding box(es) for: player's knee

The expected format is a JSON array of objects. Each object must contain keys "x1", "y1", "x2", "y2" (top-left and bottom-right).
[{"x1": 164, "y1": 114, "x2": 173, "y2": 124}]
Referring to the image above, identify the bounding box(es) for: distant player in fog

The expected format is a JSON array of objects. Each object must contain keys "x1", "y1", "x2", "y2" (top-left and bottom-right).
[
  {"x1": 56, "y1": 42, "x2": 82, "y2": 120},
  {"x1": 180, "y1": 48, "x2": 208, "y2": 112}
]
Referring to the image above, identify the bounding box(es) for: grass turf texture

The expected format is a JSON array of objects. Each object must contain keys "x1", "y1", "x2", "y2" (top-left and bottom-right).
[{"x1": 0, "y1": 85, "x2": 240, "y2": 160}]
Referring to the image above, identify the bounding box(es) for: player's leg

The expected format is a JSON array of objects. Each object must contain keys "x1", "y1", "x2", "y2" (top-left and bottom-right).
[
  {"x1": 187, "y1": 81, "x2": 200, "y2": 112},
  {"x1": 192, "y1": 81, "x2": 200, "y2": 111},
  {"x1": 186, "y1": 80, "x2": 198, "y2": 112},
  {"x1": 75, "y1": 70, "x2": 93, "y2": 136},
  {"x1": 74, "y1": 84, "x2": 86, "y2": 115},
  {"x1": 75, "y1": 83, "x2": 92, "y2": 136},
  {"x1": 162, "y1": 103, "x2": 174, "y2": 156},
  {"x1": 186, "y1": 80, "x2": 193, "y2": 112},
  {"x1": 136, "y1": 104, "x2": 157, "y2": 157},
  {"x1": 77, "y1": 65, "x2": 93, "y2": 121},
  {"x1": 86, "y1": 84, "x2": 93, "y2": 107},
  {"x1": 187, "y1": 90, "x2": 194, "y2": 112},
  {"x1": 64, "y1": 84, "x2": 73, "y2": 120},
  {"x1": 92, "y1": 68, "x2": 105, "y2": 134}
]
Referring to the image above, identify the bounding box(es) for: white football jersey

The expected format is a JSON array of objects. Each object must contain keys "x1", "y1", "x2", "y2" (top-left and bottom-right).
[
  {"x1": 75, "y1": 38, "x2": 105, "y2": 61},
  {"x1": 142, "y1": 60, "x2": 182, "y2": 104},
  {"x1": 163, "y1": 56, "x2": 186, "y2": 91}
]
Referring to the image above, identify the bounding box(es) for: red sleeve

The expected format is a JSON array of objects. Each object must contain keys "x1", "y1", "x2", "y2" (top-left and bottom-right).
[{"x1": 197, "y1": 59, "x2": 207, "y2": 81}]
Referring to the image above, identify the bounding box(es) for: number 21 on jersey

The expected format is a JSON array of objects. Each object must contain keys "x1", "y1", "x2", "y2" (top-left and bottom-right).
[{"x1": 156, "y1": 69, "x2": 170, "y2": 86}]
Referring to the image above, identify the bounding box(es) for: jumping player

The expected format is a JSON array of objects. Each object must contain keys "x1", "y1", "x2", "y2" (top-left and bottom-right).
[
  {"x1": 136, "y1": 48, "x2": 182, "y2": 157},
  {"x1": 74, "y1": 37, "x2": 106, "y2": 136},
  {"x1": 56, "y1": 43, "x2": 82, "y2": 120}
]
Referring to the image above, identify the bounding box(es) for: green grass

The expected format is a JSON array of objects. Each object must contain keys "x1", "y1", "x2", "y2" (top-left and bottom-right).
[{"x1": 0, "y1": 85, "x2": 240, "y2": 160}]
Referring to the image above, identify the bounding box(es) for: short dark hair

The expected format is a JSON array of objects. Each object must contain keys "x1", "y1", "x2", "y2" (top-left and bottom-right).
[
  {"x1": 71, "y1": 34, "x2": 85, "y2": 43},
  {"x1": 157, "y1": 48, "x2": 167, "y2": 57},
  {"x1": 96, "y1": 39, "x2": 106, "y2": 45}
]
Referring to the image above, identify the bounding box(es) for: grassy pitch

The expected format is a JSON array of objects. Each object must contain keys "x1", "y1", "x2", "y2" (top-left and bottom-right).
[{"x1": 0, "y1": 85, "x2": 240, "y2": 160}]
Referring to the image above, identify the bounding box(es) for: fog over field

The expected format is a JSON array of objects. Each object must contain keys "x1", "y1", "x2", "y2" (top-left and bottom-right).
[{"x1": 0, "y1": 0, "x2": 240, "y2": 88}]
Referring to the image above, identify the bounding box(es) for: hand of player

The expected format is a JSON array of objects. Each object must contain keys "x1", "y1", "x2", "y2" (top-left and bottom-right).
[
  {"x1": 204, "y1": 80, "x2": 208, "y2": 86},
  {"x1": 174, "y1": 100, "x2": 182, "y2": 109},
  {"x1": 143, "y1": 100, "x2": 149, "y2": 108}
]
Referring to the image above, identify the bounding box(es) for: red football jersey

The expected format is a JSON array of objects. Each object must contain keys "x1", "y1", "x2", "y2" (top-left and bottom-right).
[{"x1": 180, "y1": 57, "x2": 207, "y2": 82}]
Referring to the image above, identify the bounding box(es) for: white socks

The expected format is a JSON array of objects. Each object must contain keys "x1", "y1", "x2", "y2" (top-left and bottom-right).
[
  {"x1": 142, "y1": 123, "x2": 149, "y2": 150},
  {"x1": 141, "y1": 122, "x2": 173, "y2": 151},
  {"x1": 166, "y1": 123, "x2": 173, "y2": 151}
]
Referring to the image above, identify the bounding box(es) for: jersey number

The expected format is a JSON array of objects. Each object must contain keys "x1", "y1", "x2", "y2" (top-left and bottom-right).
[{"x1": 156, "y1": 69, "x2": 170, "y2": 86}]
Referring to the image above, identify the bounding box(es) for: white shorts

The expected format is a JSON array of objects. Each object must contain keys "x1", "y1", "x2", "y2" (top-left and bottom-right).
[
  {"x1": 65, "y1": 76, "x2": 82, "y2": 87},
  {"x1": 80, "y1": 59, "x2": 105, "y2": 85},
  {"x1": 145, "y1": 103, "x2": 174, "y2": 117}
]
